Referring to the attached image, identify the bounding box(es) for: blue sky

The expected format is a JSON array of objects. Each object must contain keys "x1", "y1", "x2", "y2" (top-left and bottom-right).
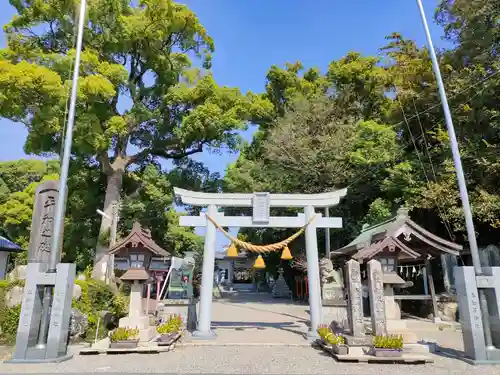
[{"x1": 0, "y1": 0, "x2": 448, "y2": 250}]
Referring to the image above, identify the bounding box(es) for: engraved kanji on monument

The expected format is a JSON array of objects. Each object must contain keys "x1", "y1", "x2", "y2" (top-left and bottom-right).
[
  {"x1": 27, "y1": 180, "x2": 63, "y2": 263},
  {"x1": 367, "y1": 259, "x2": 387, "y2": 336},
  {"x1": 345, "y1": 259, "x2": 365, "y2": 337}
]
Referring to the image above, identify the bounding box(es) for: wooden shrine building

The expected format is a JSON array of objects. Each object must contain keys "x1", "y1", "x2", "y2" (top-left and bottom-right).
[
  {"x1": 331, "y1": 207, "x2": 463, "y2": 321},
  {"x1": 109, "y1": 222, "x2": 171, "y2": 306}
]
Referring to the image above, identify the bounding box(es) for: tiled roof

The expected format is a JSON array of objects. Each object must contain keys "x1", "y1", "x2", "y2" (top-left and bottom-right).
[
  {"x1": 120, "y1": 268, "x2": 150, "y2": 281},
  {"x1": 109, "y1": 222, "x2": 171, "y2": 258},
  {"x1": 0, "y1": 236, "x2": 23, "y2": 252},
  {"x1": 333, "y1": 207, "x2": 462, "y2": 260}
]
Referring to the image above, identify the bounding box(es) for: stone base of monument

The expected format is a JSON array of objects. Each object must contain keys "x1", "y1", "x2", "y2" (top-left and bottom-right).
[
  {"x1": 329, "y1": 345, "x2": 433, "y2": 364},
  {"x1": 157, "y1": 298, "x2": 198, "y2": 332},
  {"x1": 6, "y1": 263, "x2": 76, "y2": 364},
  {"x1": 322, "y1": 299, "x2": 348, "y2": 329},
  {"x1": 385, "y1": 319, "x2": 419, "y2": 343},
  {"x1": 5, "y1": 351, "x2": 73, "y2": 364},
  {"x1": 317, "y1": 341, "x2": 433, "y2": 364},
  {"x1": 343, "y1": 335, "x2": 372, "y2": 347},
  {"x1": 119, "y1": 316, "x2": 157, "y2": 342}
]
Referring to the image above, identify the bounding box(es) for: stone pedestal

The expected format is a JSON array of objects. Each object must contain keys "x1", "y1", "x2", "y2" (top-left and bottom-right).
[
  {"x1": 119, "y1": 281, "x2": 155, "y2": 342},
  {"x1": 382, "y1": 285, "x2": 418, "y2": 342},
  {"x1": 157, "y1": 298, "x2": 199, "y2": 332},
  {"x1": 323, "y1": 299, "x2": 348, "y2": 330},
  {"x1": 321, "y1": 284, "x2": 344, "y2": 301},
  {"x1": 384, "y1": 285, "x2": 401, "y2": 320}
]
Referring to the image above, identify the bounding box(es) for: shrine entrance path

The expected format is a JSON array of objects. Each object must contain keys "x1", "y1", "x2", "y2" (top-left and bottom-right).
[{"x1": 183, "y1": 291, "x2": 311, "y2": 345}]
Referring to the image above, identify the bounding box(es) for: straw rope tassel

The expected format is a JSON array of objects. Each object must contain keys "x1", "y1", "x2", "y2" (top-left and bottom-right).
[
  {"x1": 281, "y1": 245, "x2": 293, "y2": 260},
  {"x1": 226, "y1": 243, "x2": 238, "y2": 257}
]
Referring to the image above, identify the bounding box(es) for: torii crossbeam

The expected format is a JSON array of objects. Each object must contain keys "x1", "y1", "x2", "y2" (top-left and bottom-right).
[{"x1": 174, "y1": 187, "x2": 348, "y2": 340}]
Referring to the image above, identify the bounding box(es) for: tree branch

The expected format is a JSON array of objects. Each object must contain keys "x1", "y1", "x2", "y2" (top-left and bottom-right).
[
  {"x1": 126, "y1": 143, "x2": 205, "y2": 166},
  {"x1": 98, "y1": 151, "x2": 113, "y2": 175}
]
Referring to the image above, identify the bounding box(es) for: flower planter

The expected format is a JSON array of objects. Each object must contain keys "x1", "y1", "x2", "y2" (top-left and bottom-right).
[
  {"x1": 157, "y1": 332, "x2": 181, "y2": 346},
  {"x1": 372, "y1": 348, "x2": 403, "y2": 358},
  {"x1": 109, "y1": 339, "x2": 139, "y2": 349},
  {"x1": 159, "y1": 333, "x2": 176, "y2": 342},
  {"x1": 332, "y1": 344, "x2": 349, "y2": 355}
]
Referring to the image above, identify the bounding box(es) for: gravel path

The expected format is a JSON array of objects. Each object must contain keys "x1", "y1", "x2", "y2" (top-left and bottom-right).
[{"x1": 0, "y1": 345, "x2": 497, "y2": 374}]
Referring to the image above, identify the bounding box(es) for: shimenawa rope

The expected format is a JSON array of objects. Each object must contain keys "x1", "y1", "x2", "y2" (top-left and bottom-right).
[{"x1": 205, "y1": 214, "x2": 317, "y2": 253}]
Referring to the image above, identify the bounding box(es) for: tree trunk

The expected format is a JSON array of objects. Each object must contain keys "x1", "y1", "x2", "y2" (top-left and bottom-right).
[{"x1": 92, "y1": 166, "x2": 124, "y2": 281}]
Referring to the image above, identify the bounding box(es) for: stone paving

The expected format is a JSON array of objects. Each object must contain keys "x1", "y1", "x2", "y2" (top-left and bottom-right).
[{"x1": 0, "y1": 291, "x2": 496, "y2": 374}]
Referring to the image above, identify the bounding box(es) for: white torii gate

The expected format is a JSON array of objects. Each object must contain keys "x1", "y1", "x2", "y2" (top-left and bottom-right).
[{"x1": 174, "y1": 187, "x2": 348, "y2": 339}]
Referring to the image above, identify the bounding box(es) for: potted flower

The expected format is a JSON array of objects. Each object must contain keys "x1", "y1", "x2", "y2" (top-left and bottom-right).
[
  {"x1": 109, "y1": 327, "x2": 140, "y2": 349},
  {"x1": 316, "y1": 324, "x2": 348, "y2": 355},
  {"x1": 156, "y1": 314, "x2": 183, "y2": 345},
  {"x1": 372, "y1": 334, "x2": 404, "y2": 357}
]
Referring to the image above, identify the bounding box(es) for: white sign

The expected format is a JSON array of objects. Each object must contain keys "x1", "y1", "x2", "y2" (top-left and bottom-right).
[{"x1": 252, "y1": 192, "x2": 270, "y2": 224}]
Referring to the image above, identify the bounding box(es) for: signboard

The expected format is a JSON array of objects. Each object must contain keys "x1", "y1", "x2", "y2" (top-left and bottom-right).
[{"x1": 252, "y1": 192, "x2": 270, "y2": 224}]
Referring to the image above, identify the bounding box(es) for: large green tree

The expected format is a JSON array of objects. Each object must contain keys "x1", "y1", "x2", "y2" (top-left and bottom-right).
[
  {"x1": 0, "y1": 0, "x2": 271, "y2": 278},
  {"x1": 227, "y1": 0, "x2": 500, "y2": 254}
]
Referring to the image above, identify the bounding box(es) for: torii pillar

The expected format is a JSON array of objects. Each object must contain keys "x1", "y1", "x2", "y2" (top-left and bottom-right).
[{"x1": 174, "y1": 188, "x2": 347, "y2": 340}]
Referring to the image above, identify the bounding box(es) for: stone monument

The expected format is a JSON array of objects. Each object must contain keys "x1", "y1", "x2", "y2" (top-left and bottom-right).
[
  {"x1": 321, "y1": 257, "x2": 347, "y2": 329},
  {"x1": 367, "y1": 259, "x2": 387, "y2": 336},
  {"x1": 7, "y1": 180, "x2": 75, "y2": 364},
  {"x1": 272, "y1": 269, "x2": 292, "y2": 298},
  {"x1": 454, "y1": 266, "x2": 500, "y2": 364},
  {"x1": 345, "y1": 260, "x2": 365, "y2": 337},
  {"x1": 27, "y1": 181, "x2": 64, "y2": 264}
]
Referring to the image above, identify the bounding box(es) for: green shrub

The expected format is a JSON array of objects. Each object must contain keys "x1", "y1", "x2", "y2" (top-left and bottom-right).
[
  {"x1": 316, "y1": 324, "x2": 345, "y2": 345},
  {"x1": 109, "y1": 327, "x2": 139, "y2": 342},
  {"x1": 72, "y1": 279, "x2": 128, "y2": 341},
  {"x1": 0, "y1": 279, "x2": 25, "y2": 344},
  {"x1": 157, "y1": 314, "x2": 183, "y2": 334},
  {"x1": 372, "y1": 334, "x2": 404, "y2": 350}
]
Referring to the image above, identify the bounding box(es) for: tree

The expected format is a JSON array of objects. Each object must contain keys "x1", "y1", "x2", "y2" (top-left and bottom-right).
[{"x1": 0, "y1": 0, "x2": 271, "y2": 278}]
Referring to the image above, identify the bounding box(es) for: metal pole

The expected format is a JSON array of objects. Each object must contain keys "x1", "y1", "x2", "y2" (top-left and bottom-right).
[
  {"x1": 416, "y1": 0, "x2": 494, "y2": 349},
  {"x1": 36, "y1": 0, "x2": 87, "y2": 348},
  {"x1": 325, "y1": 207, "x2": 331, "y2": 258},
  {"x1": 107, "y1": 201, "x2": 118, "y2": 284}
]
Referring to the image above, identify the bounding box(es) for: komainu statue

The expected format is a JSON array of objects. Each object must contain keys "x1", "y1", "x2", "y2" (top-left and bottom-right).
[{"x1": 319, "y1": 257, "x2": 342, "y2": 285}]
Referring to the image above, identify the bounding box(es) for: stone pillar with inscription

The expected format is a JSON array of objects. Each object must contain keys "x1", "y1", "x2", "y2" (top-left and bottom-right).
[
  {"x1": 454, "y1": 266, "x2": 488, "y2": 362},
  {"x1": 27, "y1": 180, "x2": 65, "y2": 264},
  {"x1": 367, "y1": 259, "x2": 387, "y2": 336},
  {"x1": 6, "y1": 180, "x2": 75, "y2": 364},
  {"x1": 345, "y1": 259, "x2": 365, "y2": 337}
]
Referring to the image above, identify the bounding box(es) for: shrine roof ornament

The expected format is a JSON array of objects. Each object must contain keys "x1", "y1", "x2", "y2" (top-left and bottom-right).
[
  {"x1": 109, "y1": 221, "x2": 170, "y2": 258},
  {"x1": 332, "y1": 207, "x2": 462, "y2": 261},
  {"x1": 173, "y1": 187, "x2": 348, "y2": 208}
]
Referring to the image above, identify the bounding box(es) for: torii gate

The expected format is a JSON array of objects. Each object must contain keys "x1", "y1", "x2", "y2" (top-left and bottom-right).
[{"x1": 174, "y1": 187, "x2": 347, "y2": 339}]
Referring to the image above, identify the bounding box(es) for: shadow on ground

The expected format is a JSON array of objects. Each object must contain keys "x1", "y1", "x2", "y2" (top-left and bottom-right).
[
  {"x1": 218, "y1": 300, "x2": 309, "y2": 323},
  {"x1": 211, "y1": 320, "x2": 307, "y2": 338}
]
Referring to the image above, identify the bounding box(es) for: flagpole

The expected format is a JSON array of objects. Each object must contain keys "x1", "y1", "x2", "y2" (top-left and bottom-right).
[
  {"x1": 415, "y1": 0, "x2": 494, "y2": 350},
  {"x1": 36, "y1": 0, "x2": 87, "y2": 349}
]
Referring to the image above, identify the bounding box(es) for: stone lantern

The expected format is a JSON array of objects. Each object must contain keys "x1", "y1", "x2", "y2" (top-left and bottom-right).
[{"x1": 118, "y1": 268, "x2": 156, "y2": 342}]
